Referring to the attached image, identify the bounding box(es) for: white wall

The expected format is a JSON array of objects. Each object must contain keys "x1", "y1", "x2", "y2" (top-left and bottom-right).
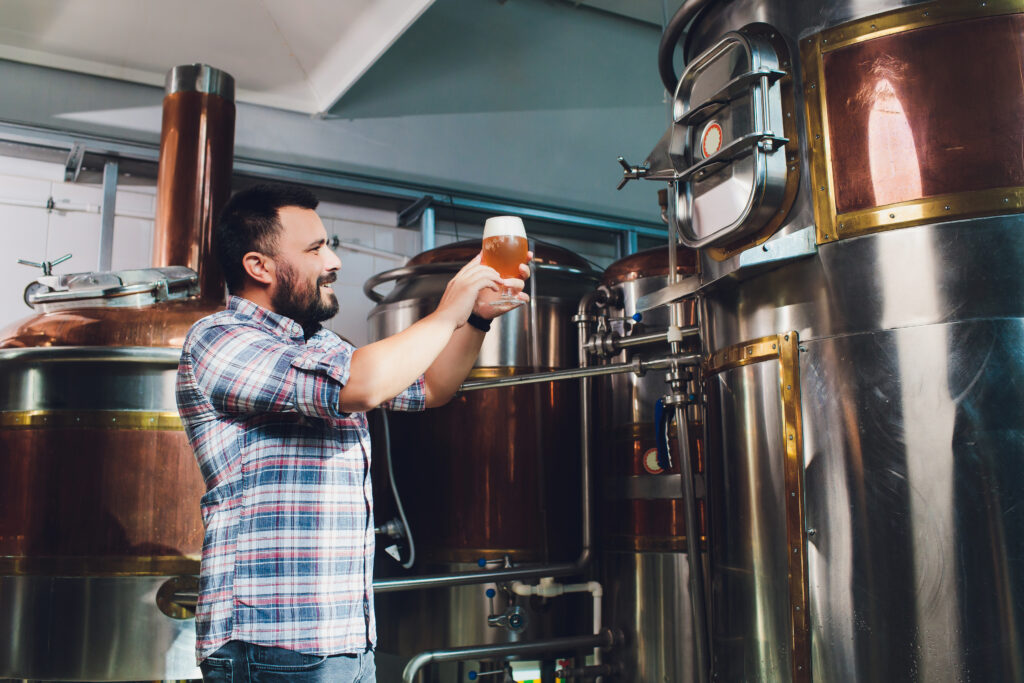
[
  {"x1": 0, "y1": 154, "x2": 621, "y2": 346},
  {"x1": 0, "y1": 154, "x2": 419, "y2": 346}
]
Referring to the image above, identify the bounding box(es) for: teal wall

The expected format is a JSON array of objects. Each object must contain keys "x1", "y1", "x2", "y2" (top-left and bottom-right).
[{"x1": 0, "y1": 0, "x2": 670, "y2": 224}]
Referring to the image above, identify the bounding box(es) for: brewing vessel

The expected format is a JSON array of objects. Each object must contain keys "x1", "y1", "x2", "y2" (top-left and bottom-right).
[
  {"x1": 0, "y1": 63, "x2": 234, "y2": 681},
  {"x1": 365, "y1": 240, "x2": 597, "y2": 672},
  {"x1": 622, "y1": 1, "x2": 1024, "y2": 680},
  {"x1": 592, "y1": 245, "x2": 701, "y2": 682}
]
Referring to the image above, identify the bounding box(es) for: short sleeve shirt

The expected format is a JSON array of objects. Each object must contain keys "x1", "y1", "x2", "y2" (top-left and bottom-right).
[{"x1": 175, "y1": 296, "x2": 425, "y2": 662}]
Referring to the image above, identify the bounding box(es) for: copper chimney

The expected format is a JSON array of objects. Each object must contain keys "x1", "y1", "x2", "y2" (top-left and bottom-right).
[{"x1": 152, "y1": 63, "x2": 235, "y2": 301}]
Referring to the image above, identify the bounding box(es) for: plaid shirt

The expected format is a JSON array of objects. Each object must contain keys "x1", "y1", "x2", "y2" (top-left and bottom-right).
[{"x1": 176, "y1": 296, "x2": 424, "y2": 662}]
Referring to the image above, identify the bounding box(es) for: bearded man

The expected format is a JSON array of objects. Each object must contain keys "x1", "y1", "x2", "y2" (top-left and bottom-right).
[{"x1": 175, "y1": 184, "x2": 528, "y2": 682}]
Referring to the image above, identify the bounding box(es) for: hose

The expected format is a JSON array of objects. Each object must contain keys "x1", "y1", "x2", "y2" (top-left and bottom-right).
[
  {"x1": 657, "y1": 0, "x2": 717, "y2": 93},
  {"x1": 380, "y1": 409, "x2": 416, "y2": 569}
]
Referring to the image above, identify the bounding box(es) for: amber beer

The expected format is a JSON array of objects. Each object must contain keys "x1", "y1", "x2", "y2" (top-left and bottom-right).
[
  {"x1": 481, "y1": 216, "x2": 528, "y2": 277},
  {"x1": 481, "y1": 215, "x2": 528, "y2": 307}
]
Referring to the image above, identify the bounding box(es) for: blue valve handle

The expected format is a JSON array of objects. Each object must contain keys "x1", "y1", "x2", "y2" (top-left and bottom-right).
[{"x1": 654, "y1": 398, "x2": 672, "y2": 471}]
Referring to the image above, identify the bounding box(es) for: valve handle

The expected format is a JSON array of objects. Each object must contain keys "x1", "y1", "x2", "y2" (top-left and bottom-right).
[
  {"x1": 654, "y1": 398, "x2": 672, "y2": 472},
  {"x1": 18, "y1": 253, "x2": 72, "y2": 276},
  {"x1": 616, "y1": 156, "x2": 648, "y2": 190}
]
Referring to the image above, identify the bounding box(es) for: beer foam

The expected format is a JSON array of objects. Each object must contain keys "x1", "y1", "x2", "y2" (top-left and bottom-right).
[{"x1": 483, "y1": 215, "x2": 527, "y2": 239}]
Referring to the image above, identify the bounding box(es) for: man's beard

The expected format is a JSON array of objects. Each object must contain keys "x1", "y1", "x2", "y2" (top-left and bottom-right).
[{"x1": 271, "y1": 261, "x2": 339, "y2": 336}]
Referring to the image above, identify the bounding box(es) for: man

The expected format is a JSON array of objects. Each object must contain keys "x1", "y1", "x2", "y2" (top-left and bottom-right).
[{"x1": 176, "y1": 184, "x2": 529, "y2": 682}]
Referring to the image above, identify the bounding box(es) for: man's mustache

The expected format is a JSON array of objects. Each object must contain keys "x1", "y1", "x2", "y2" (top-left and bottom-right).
[{"x1": 318, "y1": 273, "x2": 337, "y2": 286}]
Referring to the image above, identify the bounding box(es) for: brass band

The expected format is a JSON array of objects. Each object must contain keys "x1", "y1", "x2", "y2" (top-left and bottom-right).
[
  {"x1": 0, "y1": 410, "x2": 184, "y2": 431},
  {"x1": 800, "y1": 0, "x2": 1024, "y2": 244},
  {"x1": 0, "y1": 555, "x2": 200, "y2": 577},
  {"x1": 704, "y1": 332, "x2": 809, "y2": 683}
]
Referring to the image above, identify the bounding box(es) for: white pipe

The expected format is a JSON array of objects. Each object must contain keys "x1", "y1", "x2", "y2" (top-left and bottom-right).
[{"x1": 510, "y1": 578, "x2": 603, "y2": 670}]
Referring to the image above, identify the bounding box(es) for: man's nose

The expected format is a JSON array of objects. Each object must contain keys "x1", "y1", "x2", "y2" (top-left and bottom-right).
[{"x1": 324, "y1": 246, "x2": 342, "y2": 271}]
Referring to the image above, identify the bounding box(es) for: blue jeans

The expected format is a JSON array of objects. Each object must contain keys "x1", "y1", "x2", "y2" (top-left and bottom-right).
[{"x1": 200, "y1": 640, "x2": 375, "y2": 683}]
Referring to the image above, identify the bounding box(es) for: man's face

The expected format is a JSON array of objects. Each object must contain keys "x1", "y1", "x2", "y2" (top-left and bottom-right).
[{"x1": 267, "y1": 206, "x2": 341, "y2": 329}]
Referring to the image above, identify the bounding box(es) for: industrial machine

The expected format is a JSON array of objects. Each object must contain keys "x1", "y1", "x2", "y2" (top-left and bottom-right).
[
  {"x1": 374, "y1": 0, "x2": 1024, "y2": 681},
  {"x1": 0, "y1": 63, "x2": 234, "y2": 681},
  {"x1": 365, "y1": 241, "x2": 600, "y2": 680},
  {"x1": 608, "y1": 0, "x2": 1024, "y2": 680}
]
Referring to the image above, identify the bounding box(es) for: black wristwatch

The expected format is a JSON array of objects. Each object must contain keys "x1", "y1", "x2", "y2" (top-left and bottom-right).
[{"x1": 466, "y1": 313, "x2": 491, "y2": 332}]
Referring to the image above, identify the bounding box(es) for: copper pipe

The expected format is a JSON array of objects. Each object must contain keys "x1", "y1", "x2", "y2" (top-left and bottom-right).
[{"x1": 152, "y1": 64, "x2": 235, "y2": 302}]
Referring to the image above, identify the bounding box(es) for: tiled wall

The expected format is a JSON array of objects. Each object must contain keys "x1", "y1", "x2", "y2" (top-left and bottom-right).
[
  {"x1": 0, "y1": 155, "x2": 420, "y2": 346},
  {"x1": 0, "y1": 153, "x2": 629, "y2": 346}
]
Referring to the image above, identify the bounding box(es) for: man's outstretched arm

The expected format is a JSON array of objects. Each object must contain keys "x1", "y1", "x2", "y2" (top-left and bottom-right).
[{"x1": 338, "y1": 255, "x2": 526, "y2": 413}]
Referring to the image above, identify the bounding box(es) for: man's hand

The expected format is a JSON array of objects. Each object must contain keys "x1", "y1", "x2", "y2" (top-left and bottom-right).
[
  {"x1": 473, "y1": 250, "x2": 533, "y2": 320},
  {"x1": 434, "y1": 254, "x2": 510, "y2": 329}
]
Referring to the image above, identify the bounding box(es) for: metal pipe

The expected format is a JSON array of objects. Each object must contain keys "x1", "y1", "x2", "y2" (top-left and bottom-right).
[
  {"x1": 674, "y1": 404, "x2": 710, "y2": 683},
  {"x1": 614, "y1": 331, "x2": 671, "y2": 349},
  {"x1": 98, "y1": 160, "x2": 117, "y2": 271},
  {"x1": 402, "y1": 630, "x2": 616, "y2": 683},
  {"x1": 458, "y1": 354, "x2": 701, "y2": 393},
  {"x1": 374, "y1": 561, "x2": 582, "y2": 593}
]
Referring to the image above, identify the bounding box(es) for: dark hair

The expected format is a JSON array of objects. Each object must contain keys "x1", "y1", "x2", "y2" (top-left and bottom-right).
[{"x1": 215, "y1": 183, "x2": 320, "y2": 293}]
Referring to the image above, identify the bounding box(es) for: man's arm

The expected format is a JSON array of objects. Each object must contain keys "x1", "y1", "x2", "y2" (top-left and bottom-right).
[
  {"x1": 338, "y1": 255, "x2": 525, "y2": 412},
  {"x1": 420, "y1": 256, "x2": 532, "y2": 407}
]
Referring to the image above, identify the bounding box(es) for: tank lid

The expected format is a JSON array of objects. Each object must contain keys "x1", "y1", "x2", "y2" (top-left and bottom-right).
[
  {"x1": 24, "y1": 266, "x2": 200, "y2": 313},
  {"x1": 601, "y1": 245, "x2": 698, "y2": 286},
  {"x1": 408, "y1": 239, "x2": 595, "y2": 271}
]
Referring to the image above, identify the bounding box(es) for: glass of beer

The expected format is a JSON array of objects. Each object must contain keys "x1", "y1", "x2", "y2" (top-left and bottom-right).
[{"x1": 481, "y1": 215, "x2": 529, "y2": 309}]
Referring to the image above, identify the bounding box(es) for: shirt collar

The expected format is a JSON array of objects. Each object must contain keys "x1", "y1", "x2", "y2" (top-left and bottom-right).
[{"x1": 227, "y1": 295, "x2": 306, "y2": 342}]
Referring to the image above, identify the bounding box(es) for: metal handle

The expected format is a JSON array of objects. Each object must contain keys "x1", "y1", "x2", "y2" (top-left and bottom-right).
[
  {"x1": 675, "y1": 67, "x2": 786, "y2": 126},
  {"x1": 18, "y1": 253, "x2": 72, "y2": 276},
  {"x1": 616, "y1": 156, "x2": 648, "y2": 190},
  {"x1": 676, "y1": 131, "x2": 788, "y2": 184}
]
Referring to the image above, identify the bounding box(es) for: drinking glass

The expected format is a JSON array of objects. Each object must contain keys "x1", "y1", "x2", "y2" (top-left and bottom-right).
[{"x1": 480, "y1": 216, "x2": 528, "y2": 310}]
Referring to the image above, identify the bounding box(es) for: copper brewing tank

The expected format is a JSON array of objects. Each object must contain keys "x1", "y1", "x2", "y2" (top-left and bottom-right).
[
  {"x1": 594, "y1": 245, "x2": 702, "y2": 683},
  {"x1": 367, "y1": 240, "x2": 597, "y2": 563},
  {"x1": 365, "y1": 239, "x2": 598, "y2": 659},
  {"x1": 597, "y1": 245, "x2": 701, "y2": 553},
  {"x1": 0, "y1": 64, "x2": 234, "y2": 681}
]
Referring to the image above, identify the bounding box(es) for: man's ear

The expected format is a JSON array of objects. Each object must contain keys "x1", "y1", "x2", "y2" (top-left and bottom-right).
[{"x1": 242, "y1": 251, "x2": 274, "y2": 286}]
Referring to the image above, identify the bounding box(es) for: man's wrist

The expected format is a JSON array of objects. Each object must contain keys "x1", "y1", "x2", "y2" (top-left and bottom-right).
[{"x1": 466, "y1": 312, "x2": 491, "y2": 332}]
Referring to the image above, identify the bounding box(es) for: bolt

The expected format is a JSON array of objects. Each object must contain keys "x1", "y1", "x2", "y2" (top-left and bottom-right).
[
  {"x1": 944, "y1": 205, "x2": 951, "y2": 211},
  {"x1": 807, "y1": 528, "x2": 817, "y2": 536},
  {"x1": 793, "y1": 547, "x2": 799, "y2": 553},
  {"x1": 889, "y1": 213, "x2": 896, "y2": 219},
  {"x1": 871, "y1": 24, "x2": 877, "y2": 29}
]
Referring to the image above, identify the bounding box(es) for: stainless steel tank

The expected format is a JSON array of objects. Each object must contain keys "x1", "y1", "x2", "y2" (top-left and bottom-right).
[
  {"x1": 0, "y1": 63, "x2": 234, "y2": 681},
  {"x1": 592, "y1": 246, "x2": 701, "y2": 683},
  {"x1": 364, "y1": 240, "x2": 598, "y2": 677},
  {"x1": 623, "y1": 1, "x2": 1024, "y2": 681}
]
